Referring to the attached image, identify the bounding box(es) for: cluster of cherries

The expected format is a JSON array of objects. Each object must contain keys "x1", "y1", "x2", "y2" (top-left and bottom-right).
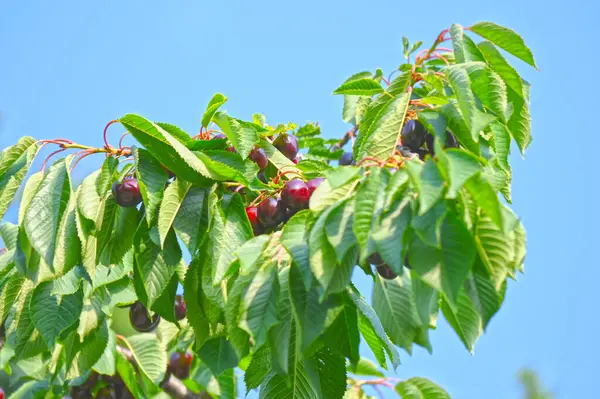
[{"x1": 399, "y1": 119, "x2": 459, "y2": 160}]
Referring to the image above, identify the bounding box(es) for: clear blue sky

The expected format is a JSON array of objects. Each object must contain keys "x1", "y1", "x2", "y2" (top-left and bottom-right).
[{"x1": 0, "y1": 1, "x2": 597, "y2": 398}]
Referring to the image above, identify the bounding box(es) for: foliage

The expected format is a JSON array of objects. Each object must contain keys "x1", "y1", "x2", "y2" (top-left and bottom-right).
[{"x1": 0, "y1": 21, "x2": 535, "y2": 398}]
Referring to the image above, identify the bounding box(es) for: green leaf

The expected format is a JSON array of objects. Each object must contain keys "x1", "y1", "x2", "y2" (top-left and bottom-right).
[
  {"x1": 506, "y1": 86, "x2": 532, "y2": 155},
  {"x1": 441, "y1": 286, "x2": 482, "y2": 353},
  {"x1": 202, "y1": 93, "x2": 228, "y2": 128},
  {"x1": 343, "y1": 95, "x2": 372, "y2": 125},
  {"x1": 66, "y1": 321, "x2": 110, "y2": 378},
  {"x1": 119, "y1": 114, "x2": 213, "y2": 185},
  {"x1": 439, "y1": 149, "x2": 481, "y2": 198},
  {"x1": 158, "y1": 178, "x2": 192, "y2": 248},
  {"x1": 198, "y1": 336, "x2": 238, "y2": 377},
  {"x1": 210, "y1": 193, "x2": 253, "y2": 283},
  {"x1": 333, "y1": 78, "x2": 384, "y2": 96},
  {"x1": 173, "y1": 186, "x2": 208, "y2": 255},
  {"x1": 30, "y1": 281, "x2": 83, "y2": 348},
  {"x1": 239, "y1": 261, "x2": 279, "y2": 349},
  {"x1": 372, "y1": 274, "x2": 428, "y2": 354},
  {"x1": 450, "y1": 24, "x2": 485, "y2": 63},
  {"x1": 213, "y1": 112, "x2": 261, "y2": 159},
  {"x1": 6, "y1": 380, "x2": 49, "y2": 399},
  {"x1": 469, "y1": 65, "x2": 508, "y2": 122},
  {"x1": 281, "y1": 210, "x2": 314, "y2": 290},
  {"x1": 93, "y1": 328, "x2": 116, "y2": 375},
  {"x1": 77, "y1": 291, "x2": 104, "y2": 341},
  {"x1": 396, "y1": 377, "x2": 451, "y2": 399},
  {"x1": 373, "y1": 197, "x2": 412, "y2": 275},
  {"x1": 477, "y1": 41, "x2": 524, "y2": 98},
  {"x1": 470, "y1": 22, "x2": 537, "y2": 68},
  {"x1": 406, "y1": 159, "x2": 445, "y2": 215},
  {"x1": 326, "y1": 199, "x2": 357, "y2": 263},
  {"x1": 322, "y1": 294, "x2": 360, "y2": 365},
  {"x1": 409, "y1": 212, "x2": 476, "y2": 306},
  {"x1": 134, "y1": 147, "x2": 169, "y2": 225},
  {"x1": 475, "y1": 215, "x2": 512, "y2": 288},
  {"x1": 445, "y1": 64, "x2": 496, "y2": 141},
  {"x1": 245, "y1": 346, "x2": 272, "y2": 390},
  {"x1": 125, "y1": 333, "x2": 167, "y2": 383},
  {"x1": 52, "y1": 194, "x2": 81, "y2": 276},
  {"x1": 0, "y1": 136, "x2": 37, "y2": 221},
  {"x1": 350, "y1": 290, "x2": 400, "y2": 370},
  {"x1": 309, "y1": 206, "x2": 339, "y2": 292},
  {"x1": 438, "y1": 104, "x2": 480, "y2": 155},
  {"x1": 23, "y1": 158, "x2": 71, "y2": 268},
  {"x1": 309, "y1": 177, "x2": 358, "y2": 213},
  {"x1": 353, "y1": 168, "x2": 386, "y2": 261},
  {"x1": 134, "y1": 222, "x2": 181, "y2": 308},
  {"x1": 349, "y1": 358, "x2": 384, "y2": 377},
  {"x1": 465, "y1": 174, "x2": 503, "y2": 229},
  {"x1": 359, "y1": 93, "x2": 410, "y2": 160},
  {"x1": 116, "y1": 350, "x2": 144, "y2": 398},
  {"x1": 0, "y1": 272, "x2": 26, "y2": 324},
  {"x1": 269, "y1": 265, "x2": 292, "y2": 374}
]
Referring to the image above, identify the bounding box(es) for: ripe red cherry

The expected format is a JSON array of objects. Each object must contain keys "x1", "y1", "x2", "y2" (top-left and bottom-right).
[
  {"x1": 129, "y1": 301, "x2": 160, "y2": 332},
  {"x1": 376, "y1": 264, "x2": 398, "y2": 280},
  {"x1": 169, "y1": 351, "x2": 194, "y2": 380},
  {"x1": 175, "y1": 295, "x2": 186, "y2": 321},
  {"x1": 306, "y1": 177, "x2": 324, "y2": 194},
  {"x1": 257, "y1": 197, "x2": 284, "y2": 227},
  {"x1": 282, "y1": 179, "x2": 310, "y2": 211},
  {"x1": 112, "y1": 178, "x2": 142, "y2": 208},
  {"x1": 273, "y1": 133, "x2": 299, "y2": 160},
  {"x1": 250, "y1": 147, "x2": 268, "y2": 170},
  {"x1": 292, "y1": 157, "x2": 299, "y2": 164},
  {"x1": 246, "y1": 206, "x2": 265, "y2": 235},
  {"x1": 0, "y1": 388, "x2": 4, "y2": 399}
]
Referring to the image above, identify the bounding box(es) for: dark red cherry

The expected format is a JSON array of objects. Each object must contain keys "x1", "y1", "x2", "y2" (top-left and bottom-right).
[
  {"x1": 257, "y1": 171, "x2": 268, "y2": 184},
  {"x1": 257, "y1": 197, "x2": 284, "y2": 227},
  {"x1": 168, "y1": 351, "x2": 194, "y2": 380},
  {"x1": 306, "y1": 177, "x2": 324, "y2": 194},
  {"x1": 112, "y1": 178, "x2": 142, "y2": 208},
  {"x1": 250, "y1": 147, "x2": 269, "y2": 170},
  {"x1": 175, "y1": 295, "x2": 186, "y2": 321},
  {"x1": 368, "y1": 253, "x2": 385, "y2": 266},
  {"x1": 376, "y1": 264, "x2": 399, "y2": 280},
  {"x1": 401, "y1": 119, "x2": 428, "y2": 151},
  {"x1": 129, "y1": 301, "x2": 160, "y2": 332},
  {"x1": 273, "y1": 133, "x2": 299, "y2": 160},
  {"x1": 282, "y1": 179, "x2": 310, "y2": 211},
  {"x1": 0, "y1": 388, "x2": 4, "y2": 399},
  {"x1": 246, "y1": 206, "x2": 265, "y2": 235},
  {"x1": 292, "y1": 157, "x2": 299, "y2": 164},
  {"x1": 339, "y1": 152, "x2": 354, "y2": 166}
]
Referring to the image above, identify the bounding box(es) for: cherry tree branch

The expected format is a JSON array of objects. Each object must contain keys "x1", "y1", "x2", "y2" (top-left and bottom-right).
[
  {"x1": 116, "y1": 345, "x2": 209, "y2": 399},
  {"x1": 332, "y1": 125, "x2": 359, "y2": 150}
]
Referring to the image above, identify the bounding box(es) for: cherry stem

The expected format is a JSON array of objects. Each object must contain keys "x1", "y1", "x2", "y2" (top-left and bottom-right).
[
  {"x1": 70, "y1": 150, "x2": 95, "y2": 172},
  {"x1": 432, "y1": 51, "x2": 450, "y2": 65},
  {"x1": 274, "y1": 169, "x2": 303, "y2": 184},
  {"x1": 103, "y1": 120, "x2": 119, "y2": 149},
  {"x1": 119, "y1": 132, "x2": 130, "y2": 149},
  {"x1": 40, "y1": 148, "x2": 67, "y2": 174}
]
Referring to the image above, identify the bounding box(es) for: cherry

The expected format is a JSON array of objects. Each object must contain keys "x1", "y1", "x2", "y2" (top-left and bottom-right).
[
  {"x1": 376, "y1": 264, "x2": 398, "y2": 280},
  {"x1": 250, "y1": 147, "x2": 268, "y2": 170},
  {"x1": 425, "y1": 131, "x2": 459, "y2": 155},
  {"x1": 96, "y1": 387, "x2": 116, "y2": 399},
  {"x1": 257, "y1": 197, "x2": 284, "y2": 227},
  {"x1": 368, "y1": 253, "x2": 385, "y2": 266},
  {"x1": 401, "y1": 119, "x2": 428, "y2": 151},
  {"x1": 339, "y1": 152, "x2": 354, "y2": 166},
  {"x1": 0, "y1": 388, "x2": 4, "y2": 399},
  {"x1": 112, "y1": 178, "x2": 142, "y2": 208},
  {"x1": 257, "y1": 171, "x2": 268, "y2": 184},
  {"x1": 282, "y1": 179, "x2": 311, "y2": 211},
  {"x1": 175, "y1": 295, "x2": 186, "y2": 321},
  {"x1": 246, "y1": 206, "x2": 265, "y2": 235},
  {"x1": 416, "y1": 148, "x2": 429, "y2": 161},
  {"x1": 273, "y1": 133, "x2": 299, "y2": 160},
  {"x1": 292, "y1": 157, "x2": 299, "y2": 164},
  {"x1": 69, "y1": 387, "x2": 91, "y2": 399},
  {"x1": 306, "y1": 177, "x2": 324, "y2": 194},
  {"x1": 397, "y1": 146, "x2": 414, "y2": 158},
  {"x1": 212, "y1": 134, "x2": 226, "y2": 140},
  {"x1": 129, "y1": 301, "x2": 160, "y2": 332},
  {"x1": 168, "y1": 351, "x2": 194, "y2": 380}
]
